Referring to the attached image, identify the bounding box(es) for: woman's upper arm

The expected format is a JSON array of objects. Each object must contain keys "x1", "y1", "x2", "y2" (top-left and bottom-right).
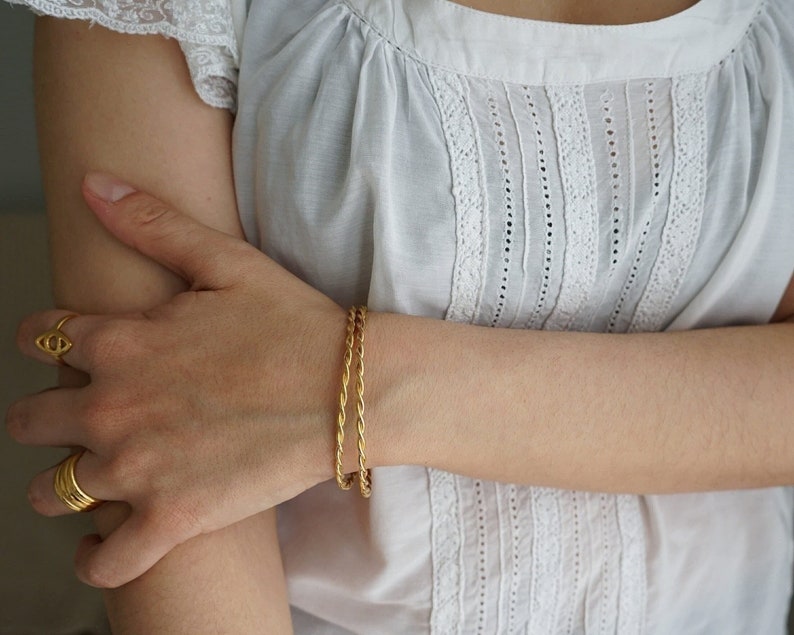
[
  {"x1": 32, "y1": 18, "x2": 293, "y2": 633},
  {"x1": 34, "y1": 15, "x2": 244, "y2": 312}
]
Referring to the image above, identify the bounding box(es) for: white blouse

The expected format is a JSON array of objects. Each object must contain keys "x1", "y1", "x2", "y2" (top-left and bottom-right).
[{"x1": 9, "y1": 0, "x2": 794, "y2": 633}]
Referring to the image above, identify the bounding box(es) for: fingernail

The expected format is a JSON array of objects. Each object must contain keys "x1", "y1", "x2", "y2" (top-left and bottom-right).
[{"x1": 84, "y1": 172, "x2": 137, "y2": 203}]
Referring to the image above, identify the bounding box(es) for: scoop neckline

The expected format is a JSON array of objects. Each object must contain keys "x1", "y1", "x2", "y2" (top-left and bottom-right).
[
  {"x1": 434, "y1": 0, "x2": 714, "y2": 30},
  {"x1": 345, "y1": 0, "x2": 766, "y2": 84}
]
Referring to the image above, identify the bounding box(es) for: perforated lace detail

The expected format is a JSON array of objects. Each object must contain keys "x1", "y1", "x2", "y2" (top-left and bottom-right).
[
  {"x1": 529, "y1": 487, "x2": 562, "y2": 633},
  {"x1": 601, "y1": 89, "x2": 624, "y2": 269},
  {"x1": 428, "y1": 468, "x2": 464, "y2": 632},
  {"x1": 608, "y1": 81, "x2": 659, "y2": 333},
  {"x1": 506, "y1": 484, "x2": 521, "y2": 632},
  {"x1": 566, "y1": 491, "x2": 583, "y2": 634},
  {"x1": 487, "y1": 90, "x2": 516, "y2": 327},
  {"x1": 599, "y1": 494, "x2": 612, "y2": 635},
  {"x1": 475, "y1": 480, "x2": 488, "y2": 633},
  {"x1": 544, "y1": 85, "x2": 599, "y2": 330},
  {"x1": 629, "y1": 73, "x2": 708, "y2": 332},
  {"x1": 8, "y1": 0, "x2": 239, "y2": 110},
  {"x1": 429, "y1": 70, "x2": 488, "y2": 325},
  {"x1": 427, "y1": 67, "x2": 670, "y2": 635},
  {"x1": 428, "y1": 67, "x2": 492, "y2": 634},
  {"x1": 647, "y1": 81, "x2": 664, "y2": 202},
  {"x1": 522, "y1": 86, "x2": 555, "y2": 330},
  {"x1": 615, "y1": 495, "x2": 647, "y2": 634}
]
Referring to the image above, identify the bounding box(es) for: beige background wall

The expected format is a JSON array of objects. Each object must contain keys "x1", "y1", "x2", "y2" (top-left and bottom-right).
[
  {"x1": 0, "y1": 4, "x2": 45, "y2": 211},
  {"x1": 1, "y1": 5, "x2": 108, "y2": 633},
  {"x1": 0, "y1": 215, "x2": 109, "y2": 633}
]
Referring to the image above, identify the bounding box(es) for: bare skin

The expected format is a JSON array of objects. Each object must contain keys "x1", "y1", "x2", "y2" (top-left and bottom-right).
[
  {"x1": 12, "y1": 172, "x2": 794, "y2": 587},
  {"x1": 450, "y1": 0, "x2": 700, "y2": 24},
  {"x1": 29, "y1": 17, "x2": 291, "y2": 634},
  {"x1": 8, "y1": 0, "x2": 794, "y2": 631}
]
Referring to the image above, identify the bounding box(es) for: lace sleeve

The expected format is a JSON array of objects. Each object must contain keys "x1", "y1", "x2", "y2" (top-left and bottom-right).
[{"x1": 6, "y1": 0, "x2": 244, "y2": 111}]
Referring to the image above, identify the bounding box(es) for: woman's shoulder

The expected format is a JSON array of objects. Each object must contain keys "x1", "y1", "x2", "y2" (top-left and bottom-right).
[{"x1": 3, "y1": 0, "x2": 249, "y2": 111}]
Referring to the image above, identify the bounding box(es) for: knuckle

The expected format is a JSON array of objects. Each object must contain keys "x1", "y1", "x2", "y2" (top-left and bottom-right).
[
  {"x1": 102, "y1": 454, "x2": 128, "y2": 488},
  {"x1": 126, "y1": 197, "x2": 175, "y2": 227},
  {"x1": 151, "y1": 498, "x2": 201, "y2": 540},
  {"x1": 85, "y1": 320, "x2": 144, "y2": 368},
  {"x1": 113, "y1": 321, "x2": 146, "y2": 359},
  {"x1": 80, "y1": 389, "x2": 133, "y2": 438},
  {"x1": 104, "y1": 444, "x2": 153, "y2": 490},
  {"x1": 142, "y1": 206, "x2": 185, "y2": 247},
  {"x1": 80, "y1": 392, "x2": 111, "y2": 430},
  {"x1": 194, "y1": 240, "x2": 256, "y2": 288},
  {"x1": 83, "y1": 322, "x2": 117, "y2": 366}
]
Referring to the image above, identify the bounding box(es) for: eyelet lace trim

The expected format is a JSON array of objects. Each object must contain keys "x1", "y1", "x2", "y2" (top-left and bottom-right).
[
  {"x1": 629, "y1": 73, "x2": 708, "y2": 332},
  {"x1": 544, "y1": 85, "x2": 600, "y2": 331},
  {"x1": 616, "y1": 494, "x2": 647, "y2": 633},
  {"x1": 521, "y1": 86, "x2": 557, "y2": 330},
  {"x1": 428, "y1": 69, "x2": 488, "y2": 325},
  {"x1": 486, "y1": 88, "x2": 516, "y2": 327},
  {"x1": 428, "y1": 468, "x2": 464, "y2": 633},
  {"x1": 7, "y1": 0, "x2": 240, "y2": 111}
]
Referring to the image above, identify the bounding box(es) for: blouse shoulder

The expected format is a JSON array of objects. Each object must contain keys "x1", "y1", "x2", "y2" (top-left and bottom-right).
[{"x1": 5, "y1": 0, "x2": 249, "y2": 112}]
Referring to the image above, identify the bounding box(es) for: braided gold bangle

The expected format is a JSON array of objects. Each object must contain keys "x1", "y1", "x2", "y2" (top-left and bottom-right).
[
  {"x1": 334, "y1": 307, "x2": 357, "y2": 490},
  {"x1": 353, "y1": 306, "x2": 372, "y2": 498},
  {"x1": 334, "y1": 305, "x2": 372, "y2": 497}
]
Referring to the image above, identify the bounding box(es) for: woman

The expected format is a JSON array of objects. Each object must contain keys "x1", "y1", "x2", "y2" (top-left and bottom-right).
[{"x1": 6, "y1": 0, "x2": 794, "y2": 632}]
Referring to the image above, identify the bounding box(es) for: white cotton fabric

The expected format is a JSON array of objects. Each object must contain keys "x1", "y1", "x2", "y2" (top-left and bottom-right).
[
  {"x1": 11, "y1": 0, "x2": 794, "y2": 632},
  {"x1": 233, "y1": 1, "x2": 794, "y2": 633}
]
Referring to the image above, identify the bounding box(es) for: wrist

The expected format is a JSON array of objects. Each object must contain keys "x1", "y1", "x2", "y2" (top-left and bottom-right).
[
  {"x1": 330, "y1": 309, "x2": 416, "y2": 480},
  {"x1": 362, "y1": 311, "x2": 426, "y2": 471},
  {"x1": 326, "y1": 310, "x2": 447, "y2": 487}
]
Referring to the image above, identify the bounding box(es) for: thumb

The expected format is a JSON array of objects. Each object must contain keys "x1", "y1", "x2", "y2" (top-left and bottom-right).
[{"x1": 82, "y1": 172, "x2": 249, "y2": 289}]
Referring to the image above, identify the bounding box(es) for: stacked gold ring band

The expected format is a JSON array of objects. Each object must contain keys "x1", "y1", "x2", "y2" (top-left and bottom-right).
[
  {"x1": 54, "y1": 451, "x2": 103, "y2": 513},
  {"x1": 35, "y1": 314, "x2": 78, "y2": 364}
]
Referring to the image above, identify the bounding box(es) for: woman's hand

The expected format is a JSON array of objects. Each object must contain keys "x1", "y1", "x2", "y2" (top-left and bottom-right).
[{"x1": 7, "y1": 173, "x2": 347, "y2": 588}]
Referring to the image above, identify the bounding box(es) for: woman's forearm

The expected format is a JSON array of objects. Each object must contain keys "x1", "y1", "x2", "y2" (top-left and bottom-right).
[
  {"x1": 34, "y1": 17, "x2": 291, "y2": 631},
  {"x1": 364, "y1": 312, "x2": 794, "y2": 493},
  {"x1": 101, "y1": 508, "x2": 288, "y2": 635}
]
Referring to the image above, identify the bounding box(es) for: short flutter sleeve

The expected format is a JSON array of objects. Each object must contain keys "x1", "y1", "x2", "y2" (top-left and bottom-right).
[{"x1": 5, "y1": 0, "x2": 247, "y2": 111}]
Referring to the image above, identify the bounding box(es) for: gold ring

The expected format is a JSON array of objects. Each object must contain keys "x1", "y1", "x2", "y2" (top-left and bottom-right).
[
  {"x1": 35, "y1": 314, "x2": 78, "y2": 364},
  {"x1": 54, "y1": 450, "x2": 102, "y2": 513}
]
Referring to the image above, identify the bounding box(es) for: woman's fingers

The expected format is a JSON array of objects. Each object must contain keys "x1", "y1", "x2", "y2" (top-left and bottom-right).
[
  {"x1": 74, "y1": 510, "x2": 188, "y2": 588},
  {"x1": 16, "y1": 309, "x2": 147, "y2": 375},
  {"x1": 17, "y1": 310, "x2": 105, "y2": 371},
  {"x1": 6, "y1": 387, "x2": 86, "y2": 447},
  {"x1": 27, "y1": 450, "x2": 112, "y2": 517},
  {"x1": 83, "y1": 173, "x2": 254, "y2": 290}
]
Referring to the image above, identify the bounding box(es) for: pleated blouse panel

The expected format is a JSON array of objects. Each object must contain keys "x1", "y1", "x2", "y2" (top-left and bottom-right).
[{"x1": 229, "y1": 0, "x2": 794, "y2": 633}]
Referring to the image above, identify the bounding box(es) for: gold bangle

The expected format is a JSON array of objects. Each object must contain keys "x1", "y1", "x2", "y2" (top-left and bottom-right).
[
  {"x1": 353, "y1": 306, "x2": 372, "y2": 498},
  {"x1": 334, "y1": 305, "x2": 372, "y2": 497},
  {"x1": 334, "y1": 307, "x2": 357, "y2": 490}
]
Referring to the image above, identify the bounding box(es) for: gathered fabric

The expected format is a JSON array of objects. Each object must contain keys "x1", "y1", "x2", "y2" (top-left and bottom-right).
[
  {"x1": 237, "y1": 2, "x2": 794, "y2": 632},
  {"x1": 10, "y1": 0, "x2": 794, "y2": 632}
]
